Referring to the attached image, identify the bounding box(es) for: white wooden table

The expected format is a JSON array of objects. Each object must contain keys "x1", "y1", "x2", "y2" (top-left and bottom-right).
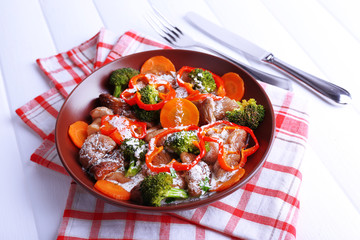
[{"x1": 1, "y1": 0, "x2": 360, "y2": 239}]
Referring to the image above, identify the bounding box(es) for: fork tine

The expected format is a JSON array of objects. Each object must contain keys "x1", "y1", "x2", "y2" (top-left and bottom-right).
[
  {"x1": 147, "y1": 13, "x2": 177, "y2": 42},
  {"x1": 151, "y1": 6, "x2": 183, "y2": 36},
  {"x1": 145, "y1": 13, "x2": 174, "y2": 44}
]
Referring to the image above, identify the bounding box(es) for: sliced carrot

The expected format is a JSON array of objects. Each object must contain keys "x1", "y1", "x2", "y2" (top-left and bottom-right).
[
  {"x1": 140, "y1": 56, "x2": 176, "y2": 75},
  {"x1": 211, "y1": 168, "x2": 245, "y2": 192},
  {"x1": 160, "y1": 98, "x2": 199, "y2": 128},
  {"x1": 94, "y1": 180, "x2": 131, "y2": 200},
  {"x1": 68, "y1": 121, "x2": 88, "y2": 148},
  {"x1": 221, "y1": 72, "x2": 245, "y2": 101}
]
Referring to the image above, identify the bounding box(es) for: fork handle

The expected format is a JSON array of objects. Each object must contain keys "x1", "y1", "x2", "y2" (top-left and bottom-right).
[{"x1": 194, "y1": 44, "x2": 292, "y2": 90}]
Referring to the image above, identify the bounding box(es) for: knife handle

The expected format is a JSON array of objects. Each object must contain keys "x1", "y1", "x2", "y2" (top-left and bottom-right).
[{"x1": 264, "y1": 54, "x2": 351, "y2": 104}]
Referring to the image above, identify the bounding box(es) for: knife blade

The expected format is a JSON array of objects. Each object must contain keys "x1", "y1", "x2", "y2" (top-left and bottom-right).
[
  {"x1": 185, "y1": 11, "x2": 352, "y2": 105},
  {"x1": 195, "y1": 45, "x2": 292, "y2": 90}
]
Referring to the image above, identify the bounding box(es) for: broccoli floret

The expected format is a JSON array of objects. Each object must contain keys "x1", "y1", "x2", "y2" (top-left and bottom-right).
[
  {"x1": 164, "y1": 130, "x2": 199, "y2": 155},
  {"x1": 139, "y1": 84, "x2": 159, "y2": 104},
  {"x1": 133, "y1": 106, "x2": 160, "y2": 122},
  {"x1": 109, "y1": 67, "x2": 139, "y2": 97},
  {"x1": 133, "y1": 85, "x2": 160, "y2": 122},
  {"x1": 140, "y1": 172, "x2": 188, "y2": 206},
  {"x1": 225, "y1": 98, "x2": 265, "y2": 130},
  {"x1": 188, "y1": 68, "x2": 216, "y2": 93},
  {"x1": 120, "y1": 137, "x2": 148, "y2": 177},
  {"x1": 199, "y1": 177, "x2": 210, "y2": 192}
]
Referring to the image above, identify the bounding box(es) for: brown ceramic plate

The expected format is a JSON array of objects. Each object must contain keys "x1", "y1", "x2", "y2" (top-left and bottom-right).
[{"x1": 55, "y1": 49, "x2": 275, "y2": 212}]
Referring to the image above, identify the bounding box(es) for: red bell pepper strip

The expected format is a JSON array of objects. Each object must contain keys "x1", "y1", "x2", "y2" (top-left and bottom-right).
[
  {"x1": 176, "y1": 66, "x2": 198, "y2": 94},
  {"x1": 128, "y1": 74, "x2": 148, "y2": 89},
  {"x1": 145, "y1": 125, "x2": 206, "y2": 173},
  {"x1": 121, "y1": 74, "x2": 151, "y2": 105},
  {"x1": 120, "y1": 88, "x2": 137, "y2": 106},
  {"x1": 203, "y1": 135, "x2": 225, "y2": 165},
  {"x1": 129, "y1": 121, "x2": 147, "y2": 139},
  {"x1": 134, "y1": 82, "x2": 176, "y2": 111},
  {"x1": 100, "y1": 115, "x2": 147, "y2": 144},
  {"x1": 128, "y1": 73, "x2": 165, "y2": 89},
  {"x1": 176, "y1": 66, "x2": 226, "y2": 100},
  {"x1": 200, "y1": 120, "x2": 259, "y2": 171},
  {"x1": 120, "y1": 74, "x2": 176, "y2": 110}
]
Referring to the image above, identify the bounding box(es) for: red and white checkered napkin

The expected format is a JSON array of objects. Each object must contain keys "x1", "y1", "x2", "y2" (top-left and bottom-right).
[{"x1": 16, "y1": 28, "x2": 309, "y2": 240}]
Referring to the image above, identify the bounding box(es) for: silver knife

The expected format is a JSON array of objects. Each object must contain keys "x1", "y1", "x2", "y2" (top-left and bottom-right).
[
  {"x1": 196, "y1": 45, "x2": 292, "y2": 90},
  {"x1": 147, "y1": 4, "x2": 292, "y2": 90},
  {"x1": 185, "y1": 11, "x2": 351, "y2": 105}
]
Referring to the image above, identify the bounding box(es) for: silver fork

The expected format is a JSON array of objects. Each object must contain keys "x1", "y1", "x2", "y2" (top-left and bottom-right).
[{"x1": 145, "y1": 7, "x2": 292, "y2": 90}]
